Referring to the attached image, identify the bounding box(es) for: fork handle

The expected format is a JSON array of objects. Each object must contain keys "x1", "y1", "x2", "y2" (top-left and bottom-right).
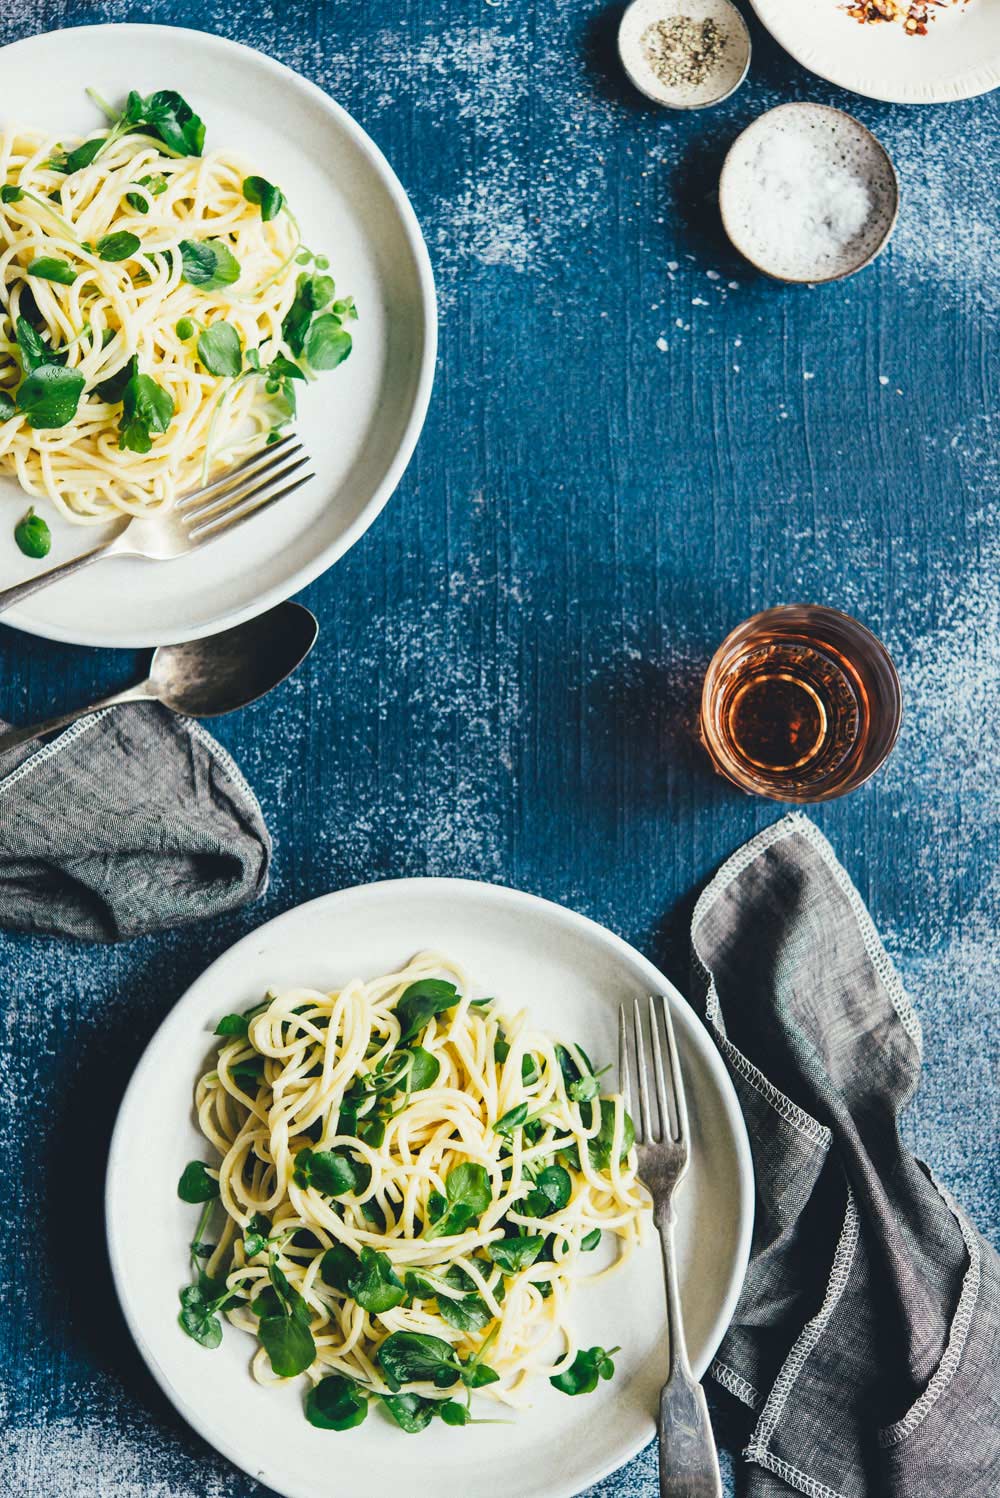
[
  {"x1": 0, "y1": 527, "x2": 126, "y2": 615},
  {"x1": 657, "y1": 1211, "x2": 723, "y2": 1498}
]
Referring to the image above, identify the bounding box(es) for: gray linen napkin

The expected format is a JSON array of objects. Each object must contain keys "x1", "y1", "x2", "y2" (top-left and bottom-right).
[
  {"x1": 691, "y1": 813, "x2": 1000, "y2": 1498},
  {"x1": 0, "y1": 703, "x2": 270, "y2": 941}
]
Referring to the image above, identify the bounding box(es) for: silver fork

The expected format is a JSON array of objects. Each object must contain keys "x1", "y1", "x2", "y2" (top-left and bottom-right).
[
  {"x1": 0, "y1": 434, "x2": 314, "y2": 614},
  {"x1": 620, "y1": 995, "x2": 723, "y2": 1498}
]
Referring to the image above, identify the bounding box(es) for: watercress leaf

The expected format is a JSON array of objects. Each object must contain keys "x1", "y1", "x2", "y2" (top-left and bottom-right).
[
  {"x1": 214, "y1": 1012, "x2": 250, "y2": 1037},
  {"x1": 230, "y1": 1054, "x2": 266, "y2": 1089},
  {"x1": 438, "y1": 1399, "x2": 471, "y2": 1426},
  {"x1": 493, "y1": 1102, "x2": 529, "y2": 1137},
  {"x1": 569, "y1": 1075, "x2": 600, "y2": 1102},
  {"x1": 521, "y1": 1054, "x2": 540, "y2": 1085},
  {"x1": 493, "y1": 1032, "x2": 511, "y2": 1064},
  {"x1": 27, "y1": 255, "x2": 76, "y2": 286},
  {"x1": 97, "y1": 231, "x2": 141, "y2": 262},
  {"x1": 523, "y1": 1164, "x2": 571, "y2": 1219},
  {"x1": 581, "y1": 1228, "x2": 602, "y2": 1252},
  {"x1": 448, "y1": 1163, "x2": 491, "y2": 1212},
  {"x1": 403, "y1": 1270, "x2": 439, "y2": 1301},
  {"x1": 178, "y1": 1298, "x2": 222, "y2": 1349},
  {"x1": 437, "y1": 1293, "x2": 492, "y2": 1334},
  {"x1": 0, "y1": 391, "x2": 16, "y2": 421},
  {"x1": 267, "y1": 1258, "x2": 311, "y2": 1325},
  {"x1": 427, "y1": 1191, "x2": 447, "y2": 1224},
  {"x1": 179, "y1": 237, "x2": 240, "y2": 291},
  {"x1": 14, "y1": 508, "x2": 51, "y2": 559},
  {"x1": 94, "y1": 360, "x2": 133, "y2": 403},
  {"x1": 404, "y1": 1046, "x2": 440, "y2": 1092},
  {"x1": 267, "y1": 353, "x2": 305, "y2": 382},
  {"x1": 395, "y1": 979, "x2": 460, "y2": 1045},
  {"x1": 15, "y1": 316, "x2": 48, "y2": 373},
  {"x1": 424, "y1": 1203, "x2": 476, "y2": 1242},
  {"x1": 118, "y1": 361, "x2": 174, "y2": 453},
  {"x1": 380, "y1": 1392, "x2": 436, "y2": 1433},
  {"x1": 360, "y1": 1197, "x2": 387, "y2": 1232},
  {"x1": 462, "y1": 1361, "x2": 500, "y2": 1389},
  {"x1": 243, "y1": 1212, "x2": 270, "y2": 1259},
  {"x1": 242, "y1": 175, "x2": 284, "y2": 222},
  {"x1": 1, "y1": 185, "x2": 24, "y2": 203},
  {"x1": 587, "y1": 1099, "x2": 635, "y2": 1171},
  {"x1": 303, "y1": 313, "x2": 352, "y2": 372},
  {"x1": 177, "y1": 1160, "x2": 219, "y2": 1203},
  {"x1": 320, "y1": 1242, "x2": 360, "y2": 1295},
  {"x1": 281, "y1": 272, "x2": 333, "y2": 356},
  {"x1": 377, "y1": 1332, "x2": 460, "y2": 1393},
  {"x1": 251, "y1": 1285, "x2": 283, "y2": 1319},
  {"x1": 126, "y1": 172, "x2": 168, "y2": 213},
  {"x1": 487, "y1": 1234, "x2": 545, "y2": 1273},
  {"x1": 196, "y1": 320, "x2": 242, "y2": 377},
  {"x1": 550, "y1": 1345, "x2": 618, "y2": 1396},
  {"x1": 49, "y1": 137, "x2": 103, "y2": 175},
  {"x1": 305, "y1": 1373, "x2": 368, "y2": 1430},
  {"x1": 135, "y1": 90, "x2": 206, "y2": 157},
  {"x1": 293, "y1": 1147, "x2": 363, "y2": 1197},
  {"x1": 258, "y1": 1312, "x2": 315, "y2": 1377},
  {"x1": 349, "y1": 1246, "x2": 405, "y2": 1315}
]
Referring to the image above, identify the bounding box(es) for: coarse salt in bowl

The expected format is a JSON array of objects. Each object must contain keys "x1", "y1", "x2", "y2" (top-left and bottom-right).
[
  {"x1": 618, "y1": 0, "x2": 752, "y2": 110},
  {"x1": 718, "y1": 103, "x2": 899, "y2": 283}
]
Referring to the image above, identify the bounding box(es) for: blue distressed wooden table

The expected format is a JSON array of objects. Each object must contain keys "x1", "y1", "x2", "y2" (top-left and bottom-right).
[{"x1": 1, "y1": 2, "x2": 997, "y2": 1495}]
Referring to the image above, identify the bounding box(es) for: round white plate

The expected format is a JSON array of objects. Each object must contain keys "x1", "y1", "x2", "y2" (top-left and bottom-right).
[
  {"x1": 106, "y1": 879, "x2": 754, "y2": 1498},
  {"x1": 0, "y1": 24, "x2": 436, "y2": 647},
  {"x1": 747, "y1": 0, "x2": 1000, "y2": 102}
]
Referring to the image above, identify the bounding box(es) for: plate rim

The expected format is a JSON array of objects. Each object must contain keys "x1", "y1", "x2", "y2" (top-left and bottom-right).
[
  {"x1": 0, "y1": 21, "x2": 438, "y2": 649},
  {"x1": 744, "y1": 0, "x2": 1000, "y2": 103},
  {"x1": 104, "y1": 875, "x2": 754, "y2": 1498}
]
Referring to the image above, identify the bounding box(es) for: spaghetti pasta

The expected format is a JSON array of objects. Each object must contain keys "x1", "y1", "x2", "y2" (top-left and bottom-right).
[
  {"x1": 181, "y1": 952, "x2": 649, "y2": 1432},
  {"x1": 0, "y1": 92, "x2": 354, "y2": 526}
]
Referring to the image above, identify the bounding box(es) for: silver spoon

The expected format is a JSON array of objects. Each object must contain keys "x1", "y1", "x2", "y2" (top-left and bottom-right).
[{"x1": 0, "y1": 600, "x2": 318, "y2": 753}]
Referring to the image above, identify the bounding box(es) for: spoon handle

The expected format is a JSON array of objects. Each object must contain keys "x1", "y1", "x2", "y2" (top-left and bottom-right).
[
  {"x1": 0, "y1": 682, "x2": 154, "y2": 753},
  {"x1": 0, "y1": 523, "x2": 129, "y2": 615}
]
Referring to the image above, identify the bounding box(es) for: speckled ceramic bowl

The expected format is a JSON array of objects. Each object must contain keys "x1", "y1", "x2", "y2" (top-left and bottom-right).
[
  {"x1": 618, "y1": 0, "x2": 751, "y2": 110},
  {"x1": 718, "y1": 103, "x2": 899, "y2": 284}
]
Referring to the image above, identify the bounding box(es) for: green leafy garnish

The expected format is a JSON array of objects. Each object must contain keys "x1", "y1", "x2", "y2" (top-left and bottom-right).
[
  {"x1": 178, "y1": 1281, "x2": 224, "y2": 1349},
  {"x1": 256, "y1": 1253, "x2": 315, "y2": 1377},
  {"x1": 487, "y1": 1235, "x2": 545, "y2": 1273},
  {"x1": 0, "y1": 391, "x2": 15, "y2": 421},
  {"x1": 436, "y1": 1292, "x2": 493, "y2": 1334},
  {"x1": 177, "y1": 1160, "x2": 219, "y2": 1203},
  {"x1": 378, "y1": 1331, "x2": 461, "y2": 1391},
  {"x1": 243, "y1": 175, "x2": 284, "y2": 222},
  {"x1": 243, "y1": 1212, "x2": 270, "y2": 1259},
  {"x1": 126, "y1": 172, "x2": 168, "y2": 213},
  {"x1": 118, "y1": 357, "x2": 174, "y2": 453},
  {"x1": 581, "y1": 1228, "x2": 602, "y2": 1251},
  {"x1": 303, "y1": 313, "x2": 352, "y2": 371},
  {"x1": 396, "y1": 978, "x2": 461, "y2": 1045},
  {"x1": 27, "y1": 256, "x2": 76, "y2": 286},
  {"x1": 14, "y1": 508, "x2": 51, "y2": 559},
  {"x1": 1, "y1": 185, "x2": 24, "y2": 203},
  {"x1": 97, "y1": 231, "x2": 141, "y2": 262},
  {"x1": 305, "y1": 1374, "x2": 369, "y2": 1430},
  {"x1": 588, "y1": 1099, "x2": 635, "y2": 1170},
  {"x1": 348, "y1": 1246, "x2": 406, "y2": 1314},
  {"x1": 550, "y1": 1345, "x2": 619, "y2": 1396},
  {"x1": 522, "y1": 1164, "x2": 571, "y2": 1218},
  {"x1": 179, "y1": 237, "x2": 241, "y2": 291},
  {"x1": 493, "y1": 1102, "x2": 532, "y2": 1137},
  {"x1": 293, "y1": 1147, "x2": 365, "y2": 1197},
  {"x1": 214, "y1": 1012, "x2": 250, "y2": 1038},
  {"x1": 17, "y1": 365, "x2": 85, "y2": 430},
  {"x1": 124, "y1": 89, "x2": 206, "y2": 156},
  {"x1": 380, "y1": 1391, "x2": 437, "y2": 1433},
  {"x1": 425, "y1": 1161, "x2": 491, "y2": 1241},
  {"x1": 197, "y1": 320, "x2": 243, "y2": 378},
  {"x1": 48, "y1": 136, "x2": 104, "y2": 175}
]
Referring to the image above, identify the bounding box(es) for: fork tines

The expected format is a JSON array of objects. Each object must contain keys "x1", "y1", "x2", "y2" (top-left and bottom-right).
[
  {"x1": 175, "y1": 435, "x2": 315, "y2": 545},
  {"x1": 618, "y1": 995, "x2": 688, "y2": 1150}
]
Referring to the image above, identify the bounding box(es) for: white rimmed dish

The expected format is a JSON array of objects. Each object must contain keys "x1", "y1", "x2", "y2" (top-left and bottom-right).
[
  {"x1": 106, "y1": 879, "x2": 754, "y2": 1498},
  {"x1": 719, "y1": 103, "x2": 899, "y2": 284},
  {"x1": 0, "y1": 24, "x2": 437, "y2": 648},
  {"x1": 618, "y1": 0, "x2": 752, "y2": 109},
  {"x1": 747, "y1": 0, "x2": 1000, "y2": 103}
]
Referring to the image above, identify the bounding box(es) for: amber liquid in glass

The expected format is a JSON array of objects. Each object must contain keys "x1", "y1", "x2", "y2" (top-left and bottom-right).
[
  {"x1": 701, "y1": 606, "x2": 902, "y2": 802},
  {"x1": 717, "y1": 638, "x2": 865, "y2": 791}
]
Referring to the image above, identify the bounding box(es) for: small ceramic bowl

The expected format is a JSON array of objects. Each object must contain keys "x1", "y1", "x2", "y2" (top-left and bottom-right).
[
  {"x1": 618, "y1": 0, "x2": 752, "y2": 110},
  {"x1": 718, "y1": 102, "x2": 899, "y2": 284}
]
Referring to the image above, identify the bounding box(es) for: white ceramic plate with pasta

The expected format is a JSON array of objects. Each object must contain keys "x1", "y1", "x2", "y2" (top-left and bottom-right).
[
  {"x1": 0, "y1": 24, "x2": 435, "y2": 646},
  {"x1": 105, "y1": 879, "x2": 754, "y2": 1498},
  {"x1": 747, "y1": 0, "x2": 1000, "y2": 103}
]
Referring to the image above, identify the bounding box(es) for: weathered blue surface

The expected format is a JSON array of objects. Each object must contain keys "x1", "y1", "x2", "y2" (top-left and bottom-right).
[{"x1": 0, "y1": 3, "x2": 996, "y2": 1495}]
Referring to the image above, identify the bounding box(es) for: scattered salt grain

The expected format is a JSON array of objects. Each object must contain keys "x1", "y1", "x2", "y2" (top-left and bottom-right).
[
  {"x1": 656, "y1": 336, "x2": 669, "y2": 350},
  {"x1": 879, "y1": 375, "x2": 890, "y2": 385}
]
